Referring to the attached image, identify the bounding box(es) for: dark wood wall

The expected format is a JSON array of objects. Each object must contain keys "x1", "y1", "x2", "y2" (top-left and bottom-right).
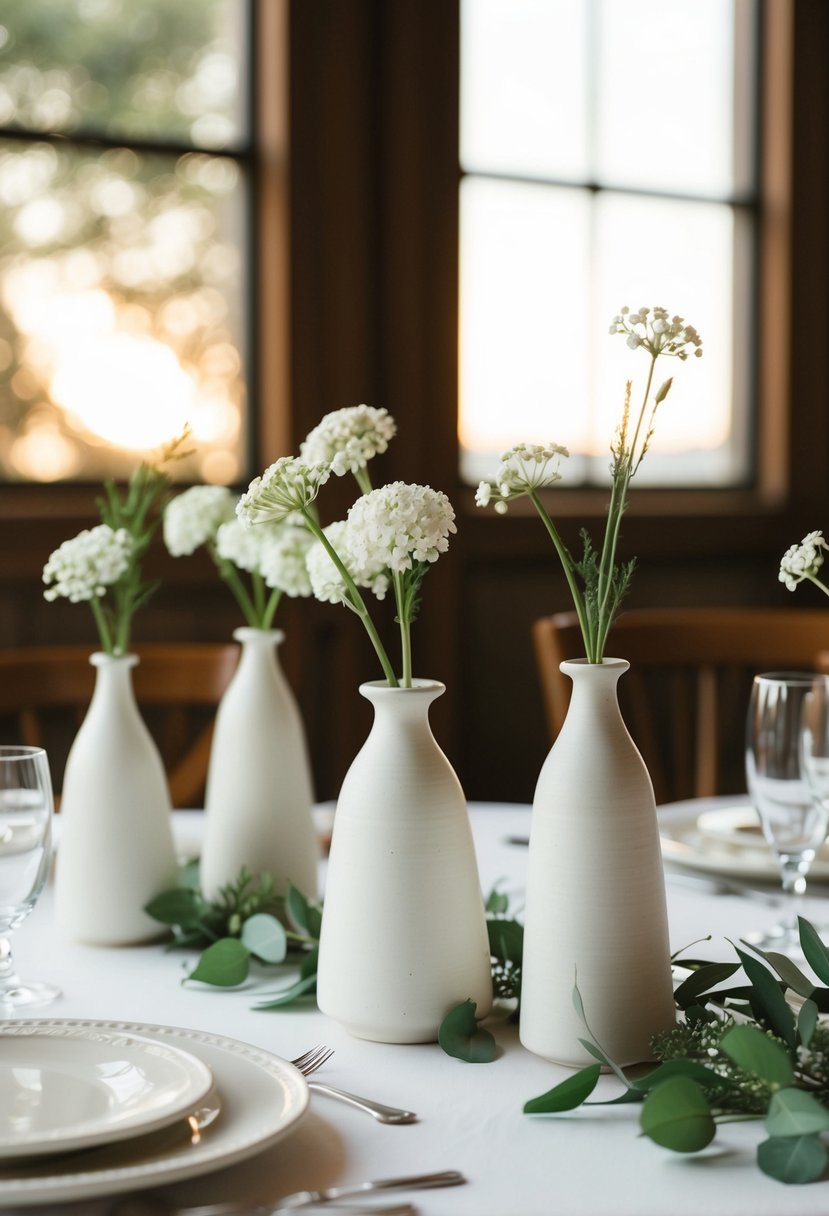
[{"x1": 1, "y1": 0, "x2": 828, "y2": 806}]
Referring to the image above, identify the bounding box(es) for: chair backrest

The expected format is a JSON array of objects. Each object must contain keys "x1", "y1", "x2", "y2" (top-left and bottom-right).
[
  {"x1": 0, "y1": 643, "x2": 239, "y2": 807},
  {"x1": 533, "y1": 607, "x2": 829, "y2": 805}
]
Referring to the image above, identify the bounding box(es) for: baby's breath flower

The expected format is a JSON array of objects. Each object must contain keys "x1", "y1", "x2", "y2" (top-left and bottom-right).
[
  {"x1": 347, "y1": 482, "x2": 456, "y2": 574},
  {"x1": 43, "y1": 525, "x2": 133, "y2": 603},
  {"x1": 300, "y1": 405, "x2": 396, "y2": 478},
  {"x1": 258, "y1": 525, "x2": 314, "y2": 598},
  {"x1": 609, "y1": 305, "x2": 703, "y2": 360},
  {"x1": 163, "y1": 485, "x2": 236, "y2": 556},
  {"x1": 779, "y1": 530, "x2": 829, "y2": 593},
  {"x1": 477, "y1": 443, "x2": 569, "y2": 515},
  {"x1": 306, "y1": 521, "x2": 388, "y2": 604},
  {"x1": 216, "y1": 517, "x2": 270, "y2": 574},
  {"x1": 237, "y1": 457, "x2": 330, "y2": 527}
]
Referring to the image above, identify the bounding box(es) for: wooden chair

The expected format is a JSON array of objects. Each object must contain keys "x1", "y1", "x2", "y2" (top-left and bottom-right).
[
  {"x1": 533, "y1": 607, "x2": 829, "y2": 805},
  {"x1": 0, "y1": 643, "x2": 239, "y2": 807}
]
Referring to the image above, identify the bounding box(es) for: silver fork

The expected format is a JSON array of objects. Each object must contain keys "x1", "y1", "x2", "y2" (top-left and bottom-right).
[{"x1": 290, "y1": 1046, "x2": 418, "y2": 1124}]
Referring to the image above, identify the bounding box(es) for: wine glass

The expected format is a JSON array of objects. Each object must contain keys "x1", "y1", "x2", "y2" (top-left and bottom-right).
[
  {"x1": 0, "y1": 745, "x2": 60, "y2": 1008},
  {"x1": 745, "y1": 672, "x2": 829, "y2": 953}
]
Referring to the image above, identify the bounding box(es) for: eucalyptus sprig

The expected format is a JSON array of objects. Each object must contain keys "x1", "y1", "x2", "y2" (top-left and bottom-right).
[{"x1": 523, "y1": 916, "x2": 829, "y2": 1186}]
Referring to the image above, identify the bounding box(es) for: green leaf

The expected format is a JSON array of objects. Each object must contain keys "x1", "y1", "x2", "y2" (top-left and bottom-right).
[
  {"x1": 485, "y1": 886, "x2": 510, "y2": 916},
  {"x1": 757, "y1": 949, "x2": 816, "y2": 999},
  {"x1": 186, "y1": 938, "x2": 250, "y2": 987},
  {"x1": 766, "y1": 1088, "x2": 829, "y2": 1137},
  {"x1": 523, "y1": 1064, "x2": 601, "y2": 1114},
  {"x1": 286, "y1": 884, "x2": 322, "y2": 939},
  {"x1": 798, "y1": 918, "x2": 829, "y2": 986},
  {"x1": 757, "y1": 1134, "x2": 828, "y2": 1184},
  {"x1": 673, "y1": 962, "x2": 740, "y2": 1009},
  {"x1": 300, "y1": 944, "x2": 319, "y2": 980},
  {"x1": 487, "y1": 918, "x2": 523, "y2": 965},
  {"x1": 720, "y1": 1024, "x2": 794, "y2": 1089},
  {"x1": 253, "y1": 972, "x2": 318, "y2": 1009},
  {"x1": 180, "y1": 858, "x2": 201, "y2": 890},
  {"x1": 734, "y1": 947, "x2": 796, "y2": 1049},
  {"x1": 438, "y1": 999, "x2": 497, "y2": 1063},
  {"x1": 639, "y1": 1078, "x2": 716, "y2": 1153},
  {"x1": 145, "y1": 887, "x2": 206, "y2": 928},
  {"x1": 240, "y1": 913, "x2": 287, "y2": 964},
  {"x1": 799, "y1": 999, "x2": 819, "y2": 1049},
  {"x1": 631, "y1": 1059, "x2": 735, "y2": 1094}
]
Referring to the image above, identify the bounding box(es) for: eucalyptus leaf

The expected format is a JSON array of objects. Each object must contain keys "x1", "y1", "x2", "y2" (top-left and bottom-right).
[
  {"x1": 485, "y1": 886, "x2": 510, "y2": 916},
  {"x1": 487, "y1": 918, "x2": 523, "y2": 965},
  {"x1": 720, "y1": 1024, "x2": 794, "y2": 1089},
  {"x1": 798, "y1": 918, "x2": 829, "y2": 986},
  {"x1": 766, "y1": 1087, "x2": 829, "y2": 1137},
  {"x1": 253, "y1": 972, "x2": 318, "y2": 1009},
  {"x1": 639, "y1": 1078, "x2": 716, "y2": 1153},
  {"x1": 734, "y1": 946, "x2": 796, "y2": 1049},
  {"x1": 145, "y1": 887, "x2": 206, "y2": 928},
  {"x1": 798, "y1": 999, "x2": 819, "y2": 1050},
  {"x1": 523, "y1": 1064, "x2": 601, "y2": 1114},
  {"x1": 286, "y1": 883, "x2": 322, "y2": 939},
  {"x1": 241, "y1": 913, "x2": 288, "y2": 964},
  {"x1": 757, "y1": 949, "x2": 816, "y2": 999},
  {"x1": 757, "y1": 1134, "x2": 828, "y2": 1184},
  {"x1": 186, "y1": 938, "x2": 250, "y2": 987},
  {"x1": 631, "y1": 1059, "x2": 735, "y2": 1094},
  {"x1": 300, "y1": 944, "x2": 319, "y2": 981},
  {"x1": 673, "y1": 962, "x2": 740, "y2": 1009},
  {"x1": 438, "y1": 999, "x2": 497, "y2": 1063}
]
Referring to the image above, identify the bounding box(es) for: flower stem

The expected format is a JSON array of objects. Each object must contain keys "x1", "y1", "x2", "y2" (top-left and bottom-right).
[
  {"x1": 89, "y1": 595, "x2": 114, "y2": 655},
  {"x1": 213, "y1": 552, "x2": 261, "y2": 628},
  {"x1": 354, "y1": 467, "x2": 373, "y2": 496},
  {"x1": 392, "y1": 569, "x2": 413, "y2": 688},
  {"x1": 261, "y1": 589, "x2": 283, "y2": 630},
  {"x1": 302, "y1": 512, "x2": 399, "y2": 687},
  {"x1": 528, "y1": 490, "x2": 596, "y2": 661}
]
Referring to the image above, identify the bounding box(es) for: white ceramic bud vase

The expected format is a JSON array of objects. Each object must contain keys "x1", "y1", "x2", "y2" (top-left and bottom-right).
[
  {"x1": 55, "y1": 652, "x2": 178, "y2": 945},
  {"x1": 519, "y1": 658, "x2": 676, "y2": 1067},
  {"x1": 200, "y1": 627, "x2": 318, "y2": 900},
  {"x1": 317, "y1": 679, "x2": 493, "y2": 1044}
]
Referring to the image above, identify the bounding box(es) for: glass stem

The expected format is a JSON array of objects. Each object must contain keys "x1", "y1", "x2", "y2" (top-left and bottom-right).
[
  {"x1": 779, "y1": 858, "x2": 808, "y2": 931},
  {"x1": 0, "y1": 936, "x2": 20, "y2": 993}
]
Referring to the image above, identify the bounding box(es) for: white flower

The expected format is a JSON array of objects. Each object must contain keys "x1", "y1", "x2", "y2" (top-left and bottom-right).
[
  {"x1": 236, "y1": 457, "x2": 331, "y2": 526},
  {"x1": 300, "y1": 405, "x2": 397, "y2": 476},
  {"x1": 306, "y1": 520, "x2": 388, "y2": 604},
  {"x1": 216, "y1": 517, "x2": 268, "y2": 574},
  {"x1": 610, "y1": 305, "x2": 703, "y2": 360},
  {"x1": 42, "y1": 525, "x2": 133, "y2": 603},
  {"x1": 163, "y1": 485, "x2": 236, "y2": 556},
  {"x1": 258, "y1": 525, "x2": 314, "y2": 597},
  {"x1": 476, "y1": 443, "x2": 569, "y2": 514},
  {"x1": 347, "y1": 482, "x2": 456, "y2": 574},
  {"x1": 779, "y1": 531, "x2": 829, "y2": 591}
]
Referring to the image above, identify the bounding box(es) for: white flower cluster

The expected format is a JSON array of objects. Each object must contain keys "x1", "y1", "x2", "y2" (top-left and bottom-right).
[
  {"x1": 300, "y1": 405, "x2": 397, "y2": 476},
  {"x1": 215, "y1": 519, "x2": 313, "y2": 597},
  {"x1": 43, "y1": 525, "x2": 133, "y2": 603},
  {"x1": 236, "y1": 457, "x2": 331, "y2": 526},
  {"x1": 305, "y1": 521, "x2": 384, "y2": 605},
  {"x1": 779, "y1": 531, "x2": 829, "y2": 592},
  {"x1": 609, "y1": 306, "x2": 703, "y2": 360},
  {"x1": 475, "y1": 443, "x2": 569, "y2": 514},
  {"x1": 163, "y1": 485, "x2": 236, "y2": 556},
  {"x1": 347, "y1": 482, "x2": 456, "y2": 574}
]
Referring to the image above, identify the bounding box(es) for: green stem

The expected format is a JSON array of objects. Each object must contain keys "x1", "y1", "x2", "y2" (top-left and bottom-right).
[
  {"x1": 528, "y1": 489, "x2": 595, "y2": 661},
  {"x1": 261, "y1": 588, "x2": 283, "y2": 630},
  {"x1": 302, "y1": 512, "x2": 399, "y2": 686},
  {"x1": 805, "y1": 573, "x2": 829, "y2": 599},
  {"x1": 392, "y1": 569, "x2": 413, "y2": 688},
  {"x1": 89, "y1": 595, "x2": 114, "y2": 655},
  {"x1": 353, "y1": 466, "x2": 373, "y2": 496},
  {"x1": 628, "y1": 354, "x2": 657, "y2": 471},
  {"x1": 251, "y1": 570, "x2": 267, "y2": 621}
]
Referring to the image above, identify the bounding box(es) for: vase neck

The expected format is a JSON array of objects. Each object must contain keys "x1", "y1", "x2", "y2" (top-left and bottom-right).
[
  {"x1": 233, "y1": 627, "x2": 285, "y2": 650},
  {"x1": 359, "y1": 679, "x2": 445, "y2": 722}
]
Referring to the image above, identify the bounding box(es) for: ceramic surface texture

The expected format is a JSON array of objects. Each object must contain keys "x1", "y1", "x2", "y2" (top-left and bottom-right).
[
  {"x1": 317, "y1": 679, "x2": 493, "y2": 1043},
  {"x1": 519, "y1": 658, "x2": 676, "y2": 1066},
  {"x1": 200, "y1": 628, "x2": 318, "y2": 900},
  {"x1": 54, "y1": 654, "x2": 177, "y2": 945}
]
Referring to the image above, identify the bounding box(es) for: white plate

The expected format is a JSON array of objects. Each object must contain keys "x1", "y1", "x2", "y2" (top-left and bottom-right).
[
  {"x1": 659, "y1": 799, "x2": 829, "y2": 882},
  {"x1": 0, "y1": 1024, "x2": 214, "y2": 1159},
  {"x1": 0, "y1": 1020, "x2": 309, "y2": 1207}
]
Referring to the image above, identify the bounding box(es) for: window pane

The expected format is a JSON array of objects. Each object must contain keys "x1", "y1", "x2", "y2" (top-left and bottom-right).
[
  {"x1": 0, "y1": 0, "x2": 247, "y2": 150},
  {"x1": 460, "y1": 0, "x2": 589, "y2": 180},
  {"x1": 596, "y1": 0, "x2": 749, "y2": 196},
  {"x1": 0, "y1": 140, "x2": 247, "y2": 484}
]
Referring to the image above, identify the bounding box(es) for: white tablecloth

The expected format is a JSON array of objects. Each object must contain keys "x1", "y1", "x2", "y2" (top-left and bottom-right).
[{"x1": 8, "y1": 800, "x2": 829, "y2": 1216}]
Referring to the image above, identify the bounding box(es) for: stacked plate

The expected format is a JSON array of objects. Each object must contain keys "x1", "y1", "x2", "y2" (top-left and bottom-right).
[{"x1": 0, "y1": 1019, "x2": 309, "y2": 1207}]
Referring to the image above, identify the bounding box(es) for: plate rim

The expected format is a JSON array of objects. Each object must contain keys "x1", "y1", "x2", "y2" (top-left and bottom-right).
[
  {"x1": 0, "y1": 1018, "x2": 309, "y2": 1206},
  {"x1": 0, "y1": 1022, "x2": 215, "y2": 1159}
]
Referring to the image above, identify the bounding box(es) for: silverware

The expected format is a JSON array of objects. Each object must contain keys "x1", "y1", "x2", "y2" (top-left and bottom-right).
[
  {"x1": 272, "y1": 1169, "x2": 466, "y2": 1212},
  {"x1": 664, "y1": 868, "x2": 785, "y2": 905},
  {"x1": 291, "y1": 1047, "x2": 417, "y2": 1124}
]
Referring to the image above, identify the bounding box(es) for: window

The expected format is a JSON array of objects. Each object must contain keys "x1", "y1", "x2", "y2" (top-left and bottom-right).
[
  {"x1": 458, "y1": 0, "x2": 758, "y2": 489},
  {"x1": 0, "y1": 0, "x2": 251, "y2": 485}
]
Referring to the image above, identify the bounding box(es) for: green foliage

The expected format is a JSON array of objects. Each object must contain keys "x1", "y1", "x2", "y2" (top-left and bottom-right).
[
  {"x1": 522, "y1": 917, "x2": 829, "y2": 1185},
  {"x1": 438, "y1": 999, "x2": 497, "y2": 1064}
]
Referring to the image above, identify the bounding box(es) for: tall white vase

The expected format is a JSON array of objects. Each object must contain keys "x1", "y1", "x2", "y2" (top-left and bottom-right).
[
  {"x1": 200, "y1": 627, "x2": 318, "y2": 900},
  {"x1": 317, "y1": 679, "x2": 492, "y2": 1044},
  {"x1": 519, "y1": 658, "x2": 676, "y2": 1067},
  {"x1": 55, "y1": 652, "x2": 178, "y2": 945}
]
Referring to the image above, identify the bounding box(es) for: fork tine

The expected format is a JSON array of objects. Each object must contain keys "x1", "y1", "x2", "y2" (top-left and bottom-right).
[{"x1": 291, "y1": 1045, "x2": 335, "y2": 1075}]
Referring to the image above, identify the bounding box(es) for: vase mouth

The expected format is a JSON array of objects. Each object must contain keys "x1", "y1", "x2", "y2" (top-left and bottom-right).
[
  {"x1": 559, "y1": 657, "x2": 630, "y2": 673},
  {"x1": 232, "y1": 626, "x2": 285, "y2": 644},
  {"x1": 89, "y1": 651, "x2": 138, "y2": 668},
  {"x1": 358, "y1": 678, "x2": 446, "y2": 697}
]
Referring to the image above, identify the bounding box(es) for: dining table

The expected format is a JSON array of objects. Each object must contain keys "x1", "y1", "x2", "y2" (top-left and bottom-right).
[{"x1": 6, "y1": 797, "x2": 829, "y2": 1216}]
